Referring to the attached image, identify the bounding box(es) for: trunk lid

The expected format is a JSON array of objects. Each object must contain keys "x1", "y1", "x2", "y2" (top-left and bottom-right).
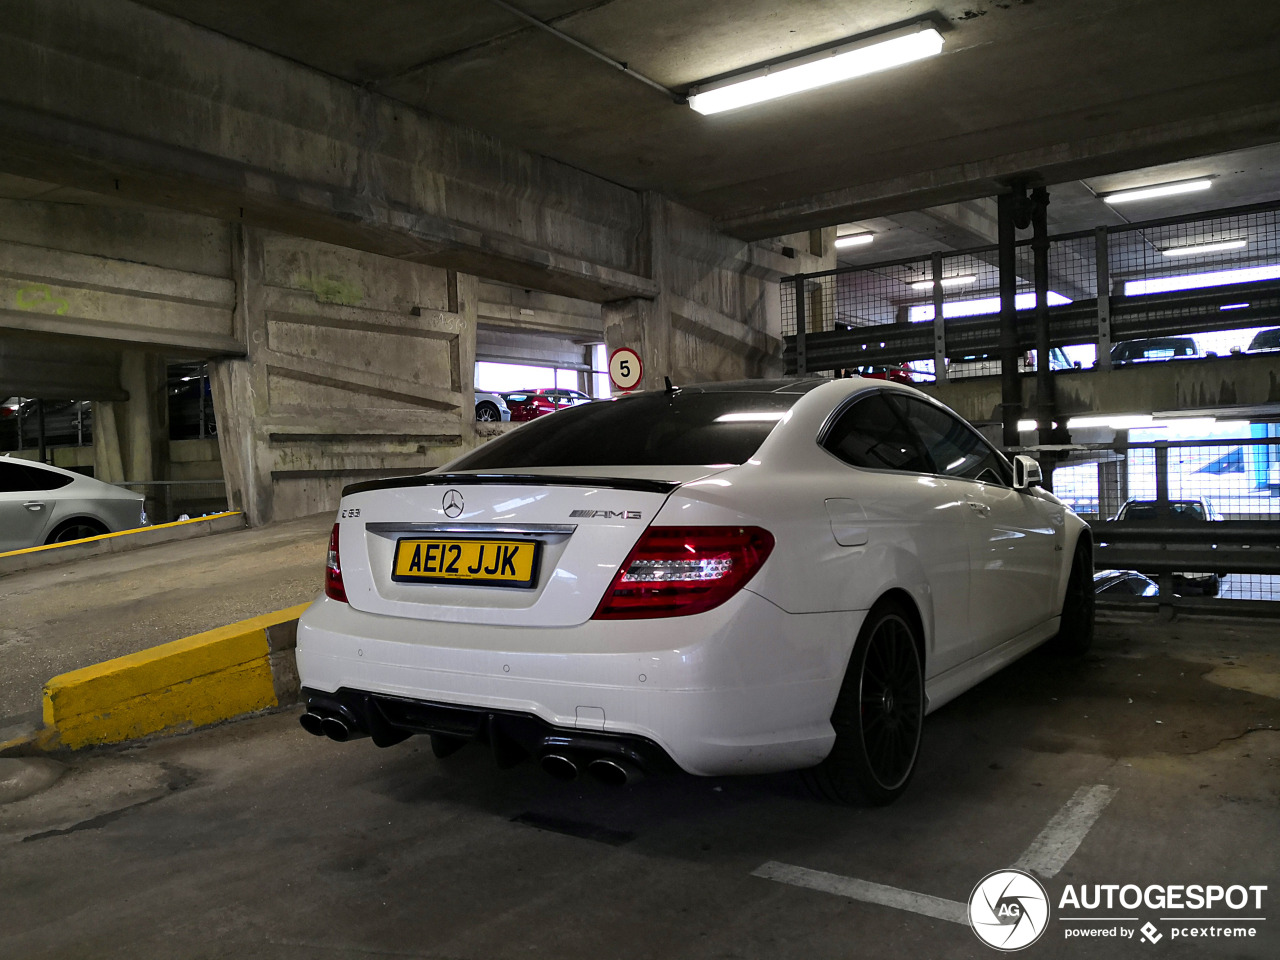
[{"x1": 336, "y1": 467, "x2": 719, "y2": 627}]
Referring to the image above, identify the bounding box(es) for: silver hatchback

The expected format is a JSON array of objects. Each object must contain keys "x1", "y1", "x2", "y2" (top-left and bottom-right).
[{"x1": 0, "y1": 457, "x2": 148, "y2": 552}]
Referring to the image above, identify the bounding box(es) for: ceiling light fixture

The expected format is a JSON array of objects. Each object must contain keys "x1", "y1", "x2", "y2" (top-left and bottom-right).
[
  {"x1": 1101, "y1": 179, "x2": 1212, "y2": 204},
  {"x1": 687, "y1": 22, "x2": 944, "y2": 116},
  {"x1": 910, "y1": 275, "x2": 977, "y2": 290},
  {"x1": 1162, "y1": 239, "x2": 1247, "y2": 257},
  {"x1": 1124, "y1": 263, "x2": 1280, "y2": 296},
  {"x1": 834, "y1": 233, "x2": 875, "y2": 249}
]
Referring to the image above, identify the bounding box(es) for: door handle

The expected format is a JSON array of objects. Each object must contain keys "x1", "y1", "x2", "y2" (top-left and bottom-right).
[
  {"x1": 23, "y1": 501, "x2": 45, "y2": 512},
  {"x1": 967, "y1": 500, "x2": 991, "y2": 517}
]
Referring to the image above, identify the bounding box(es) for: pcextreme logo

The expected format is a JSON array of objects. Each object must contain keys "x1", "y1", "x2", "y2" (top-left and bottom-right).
[{"x1": 969, "y1": 869, "x2": 1050, "y2": 951}]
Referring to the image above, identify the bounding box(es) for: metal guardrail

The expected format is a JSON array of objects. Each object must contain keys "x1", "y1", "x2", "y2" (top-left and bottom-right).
[{"x1": 1091, "y1": 520, "x2": 1280, "y2": 576}]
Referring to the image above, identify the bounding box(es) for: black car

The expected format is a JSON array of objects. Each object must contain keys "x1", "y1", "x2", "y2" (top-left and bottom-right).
[
  {"x1": 1112, "y1": 497, "x2": 1226, "y2": 596},
  {"x1": 1109, "y1": 337, "x2": 1199, "y2": 365},
  {"x1": 1246, "y1": 328, "x2": 1280, "y2": 353},
  {"x1": 1093, "y1": 569, "x2": 1159, "y2": 597}
]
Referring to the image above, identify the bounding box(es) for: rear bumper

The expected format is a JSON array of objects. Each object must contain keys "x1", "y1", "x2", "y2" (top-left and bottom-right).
[
  {"x1": 302, "y1": 686, "x2": 679, "y2": 774},
  {"x1": 296, "y1": 593, "x2": 864, "y2": 776}
]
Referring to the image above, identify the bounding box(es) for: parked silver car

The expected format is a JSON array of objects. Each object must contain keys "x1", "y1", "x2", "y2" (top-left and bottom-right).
[
  {"x1": 473, "y1": 392, "x2": 511, "y2": 422},
  {"x1": 0, "y1": 457, "x2": 148, "y2": 551}
]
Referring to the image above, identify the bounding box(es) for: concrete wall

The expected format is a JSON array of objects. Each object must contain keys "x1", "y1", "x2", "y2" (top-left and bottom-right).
[
  {"x1": 210, "y1": 228, "x2": 474, "y2": 524},
  {"x1": 602, "y1": 196, "x2": 827, "y2": 389}
]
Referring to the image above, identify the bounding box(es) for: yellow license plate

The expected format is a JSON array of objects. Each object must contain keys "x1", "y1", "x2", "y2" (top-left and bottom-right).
[{"x1": 391, "y1": 538, "x2": 539, "y2": 587}]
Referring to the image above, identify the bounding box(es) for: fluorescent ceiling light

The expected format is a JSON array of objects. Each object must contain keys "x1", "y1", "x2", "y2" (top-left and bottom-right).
[
  {"x1": 1101, "y1": 179, "x2": 1212, "y2": 204},
  {"x1": 1219, "y1": 302, "x2": 1250, "y2": 311},
  {"x1": 714, "y1": 412, "x2": 788, "y2": 423},
  {"x1": 910, "y1": 275, "x2": 977, "y2": 290},
  {"x1": 834, "y1": 233, "x2": 874, "y2": 249},
  {"x1": 1066, "y1": 414, "x2": 1154, "y2": 430},
  {"x1": 908, "y1": 290, "x2": 1072, "y2": 323},
  {"x1": 688, "y1": 23, "x2": 944, "y2": 116},
  {"x1": 1162, "y1": 239, "x2": 1247, "y2": 257},
  {"x1": 1123, "y1": 263, "x2": 1280, "y2": 296}
]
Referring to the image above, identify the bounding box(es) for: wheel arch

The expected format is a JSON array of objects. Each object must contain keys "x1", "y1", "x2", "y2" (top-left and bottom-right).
[
  {"x1": 870, "y1": 587, "x2": 927, "y2": 674},
  {"x1": 45, "y1": 514, "x2": 111, "y2": 543}
]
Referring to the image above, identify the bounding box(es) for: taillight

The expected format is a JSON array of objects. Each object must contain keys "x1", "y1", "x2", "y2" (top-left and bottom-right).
[
  {"x1": 593, "y1": 526, "x2": 774, "y2": 619},
  {"x1": 325, "y1": 523, "x2": 348, "y2": 602}
]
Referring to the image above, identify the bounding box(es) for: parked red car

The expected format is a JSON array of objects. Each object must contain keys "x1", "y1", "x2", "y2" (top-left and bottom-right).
[
  {"x1": 845, "y1": 363, "x2": 919, "y2": 385},
  {"x1": 503, "y1": 388, "x2": 593, "y2": 421}
]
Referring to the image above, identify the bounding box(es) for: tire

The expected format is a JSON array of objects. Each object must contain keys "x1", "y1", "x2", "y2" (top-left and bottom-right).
[
  {"x1": 1203, "y1": 575, "x2": 1220, "y2": 598},
  {"x1": 1051, "y1": 539, "x2": 1094, "y2": 656},
  {"x1": 475, "y1": 401, "x2": 500, "y2": 422},
  {"x1": 45, "y1": 518, "x2": 109, "y2": 544},
  {"x1": 802, "y1": 599, "x2": 924, "y2": 806}
]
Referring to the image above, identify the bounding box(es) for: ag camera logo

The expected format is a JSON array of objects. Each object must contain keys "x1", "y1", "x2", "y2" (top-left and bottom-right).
[{"x1": 969, "y1": 869, "x2": 1050, "y2": 951}]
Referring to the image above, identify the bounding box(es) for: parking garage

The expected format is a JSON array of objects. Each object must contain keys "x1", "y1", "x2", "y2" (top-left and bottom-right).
[{"x1": 1, "y1": 2, "x2": 1278, "y2": 958}]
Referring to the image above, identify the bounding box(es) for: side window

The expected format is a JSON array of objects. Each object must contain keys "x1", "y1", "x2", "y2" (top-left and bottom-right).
[
  {"x1": 0, "y1": 462, "x2": 73, "y2": 492},
  {"x1": 0, "y1": 462, "x2": 33, "y2": 493},
  {"x1": 901, "y1": 397, "x2": 1011, "y2": 486},
  {"x1": 821, "y1": 393, "x2": 931, "y2": 473}
]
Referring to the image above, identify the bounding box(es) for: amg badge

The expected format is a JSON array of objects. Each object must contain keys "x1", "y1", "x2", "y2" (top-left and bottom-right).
[{"x1": 569, "y1": 509, "x2": 642, "y2": 519}]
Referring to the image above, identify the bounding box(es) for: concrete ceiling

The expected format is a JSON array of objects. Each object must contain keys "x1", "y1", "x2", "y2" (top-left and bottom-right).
[{"x1": 135, "y1": 0, "x2": 1280, "y2": 239}]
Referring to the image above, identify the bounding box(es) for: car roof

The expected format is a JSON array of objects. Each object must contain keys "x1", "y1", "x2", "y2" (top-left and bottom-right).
[{"x1": 0, "y1": 455, "x2": 81, "y2": 479}]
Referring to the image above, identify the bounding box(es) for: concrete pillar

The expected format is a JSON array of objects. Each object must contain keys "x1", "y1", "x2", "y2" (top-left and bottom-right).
[{"x1": 93, "y1": 349, "x2": 166, "y2": 518}]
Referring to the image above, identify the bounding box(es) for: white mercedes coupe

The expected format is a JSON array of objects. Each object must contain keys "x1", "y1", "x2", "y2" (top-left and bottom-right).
[{"x1": 296, "y1": 377, "x2": 1093, "y2": 804}]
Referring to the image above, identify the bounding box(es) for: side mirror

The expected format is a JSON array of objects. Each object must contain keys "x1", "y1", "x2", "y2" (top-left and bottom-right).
[{"x1": 1013, "y1": 454, "x2": 1043, "y2": 490}]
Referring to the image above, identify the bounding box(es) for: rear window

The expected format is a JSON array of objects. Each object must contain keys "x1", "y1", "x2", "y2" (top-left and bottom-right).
[
  {"x1": 1249, "y1": 329, "x2": 1280, "y2": 349},
  {"x1": 451, "y1": 391, "x2": 801, "y2": 469},
  {"x1": 0, "y1": 461, "x2": 75, "y2": 492}
]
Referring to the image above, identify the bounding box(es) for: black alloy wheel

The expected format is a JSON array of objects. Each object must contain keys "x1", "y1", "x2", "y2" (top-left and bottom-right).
[
  {"x1": 1051, "y1": 540, "x2": 1094, "y2": 656},
  {"x1": 804, "y1": 600, "x2": 924, "y2": 806},
  {"x1": 46, "y1": 519, "x2": 108, "y2": 544}
]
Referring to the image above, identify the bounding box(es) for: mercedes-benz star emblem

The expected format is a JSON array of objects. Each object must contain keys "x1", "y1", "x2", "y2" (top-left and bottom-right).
[{"x1": 442, "y1": 489, "x2": 464, "y2": 519}]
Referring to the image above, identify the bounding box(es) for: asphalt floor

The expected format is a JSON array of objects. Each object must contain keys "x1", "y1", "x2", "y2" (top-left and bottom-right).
[
  {"x1": 1, "y1": 616, "x2": 1276, "y2": 959},
  {"x1": 0, "y1": 512, "x2": 332, "y2": 739}
]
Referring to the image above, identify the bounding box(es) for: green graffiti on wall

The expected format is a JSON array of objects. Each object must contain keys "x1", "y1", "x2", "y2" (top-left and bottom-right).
[
  {"x1": 15, "y1": 284, "x2": 69, "y2": 315},
  {"x1": 294, "y1": 274, "x2": 363, "y2": 306}
]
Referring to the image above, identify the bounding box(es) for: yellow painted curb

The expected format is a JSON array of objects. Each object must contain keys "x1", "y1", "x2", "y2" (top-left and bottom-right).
[
  {"x1": 0, "y1": 511, "x2": 241, "y2": 558},
  {"x1": 39, "y1": 602, "x2": 311, "y2": 750}
]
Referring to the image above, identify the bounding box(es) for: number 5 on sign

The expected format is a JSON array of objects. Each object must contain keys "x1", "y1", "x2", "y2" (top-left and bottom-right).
[{"x1": 608, "y1": 347, "x2": 643, "y2": 392}]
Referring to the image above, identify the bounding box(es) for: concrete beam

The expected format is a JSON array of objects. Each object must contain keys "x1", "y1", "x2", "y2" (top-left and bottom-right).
[
  {"x1": 0, "y1": 237, "x2": 239, "y2": 356},
  {"x1": 719, "y1": 101, "x2": 1280, "y2": 240},
  {"x1": 0, "y1": 0, "x2": 654, "y2": 304},
  {"x1": 0, "y1": 336, "x2": 125, "y2": 400},
  {"x1": 922, "y1": 354, "x2": 1280, "y2": 425}
]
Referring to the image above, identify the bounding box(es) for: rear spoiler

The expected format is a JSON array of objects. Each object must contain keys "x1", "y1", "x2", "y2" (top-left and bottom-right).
[{"x1": 342, "y1": 473, "x2": 682, "y2": 497}]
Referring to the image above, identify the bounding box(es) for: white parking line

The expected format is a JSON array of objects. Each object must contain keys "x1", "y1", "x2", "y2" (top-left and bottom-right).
[
  {"x1": 753, "y1": 783, "x2": 1117, "y2": 923},
  {"x1": 1013, "y1": 784, "x2": 1117, "y2": 879},
  {"x1": 751, "y1": 861, "x2": 969, "y2": 925}
]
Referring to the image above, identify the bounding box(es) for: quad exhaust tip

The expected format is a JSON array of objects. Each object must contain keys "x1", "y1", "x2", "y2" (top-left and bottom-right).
[
  {"x1": 299, "y1": 712, "x2": 326, "y2": 737},
  {"x1": 586, "y1": 757, "x2": 642, "y2": 787},
  {"x1": 540, "y1": 753, "x2": 579, "y2": 781},
  {"x1": 299, "y1": 709, "x2": 368, "y2": 743}
]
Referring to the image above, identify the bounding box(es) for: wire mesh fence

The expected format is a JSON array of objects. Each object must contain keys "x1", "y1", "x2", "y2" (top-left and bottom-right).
[
  {"x1": 1045, "y1": 438, "x2": 1280, "y2": 605},
  {"x1": 783, "y1": 199, "x2": 1280, "y2": 378}
]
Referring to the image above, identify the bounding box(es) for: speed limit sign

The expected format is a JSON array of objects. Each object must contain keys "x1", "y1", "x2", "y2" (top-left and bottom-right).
[{"x1": 608, "y1": 348, "x2": 643, "y2": 392}]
